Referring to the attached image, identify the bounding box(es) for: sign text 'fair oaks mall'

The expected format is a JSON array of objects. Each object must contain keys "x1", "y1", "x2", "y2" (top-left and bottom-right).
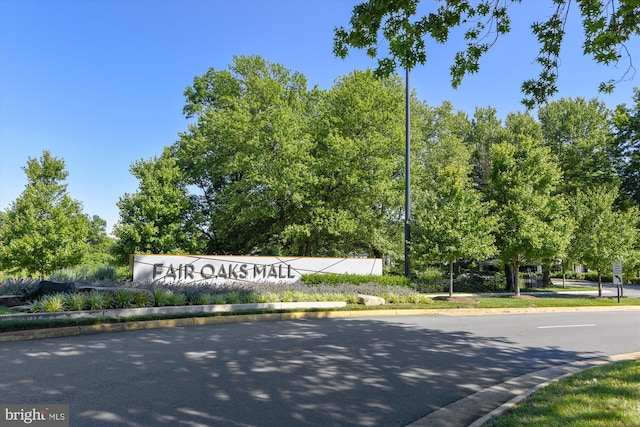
[{"x1": 132, "y1": 255, "x2": 382, "y2": 284}]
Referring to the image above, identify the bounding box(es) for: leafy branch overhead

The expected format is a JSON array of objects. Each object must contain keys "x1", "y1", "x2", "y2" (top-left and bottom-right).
[{"x1": 334, "y1": 0, "x2": 639, "y2": 108}]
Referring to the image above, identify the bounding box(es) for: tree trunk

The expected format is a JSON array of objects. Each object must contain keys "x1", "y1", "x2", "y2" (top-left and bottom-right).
[
  {"x1": 514, "y1": 259, "x2": 521, "y2": 295},
  {"x1": 597, "y1": 269, "x2": 603, "y2": 298},
  {"x1": 542, "y1": 264, "x2": 550, "y2": 288},
  {"x1": 505, "y1": 264, "x2": 514, "y2": 292},
  {"x1": 449, "y1": 259, "x2": 454, "y2": 297}
]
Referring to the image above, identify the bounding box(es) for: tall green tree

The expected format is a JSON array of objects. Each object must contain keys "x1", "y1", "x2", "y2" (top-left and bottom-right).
[
  {"x1": 464, "y1": 107, "x2": 506, "y2": 194},
  {"x1": 488, "y1": 136, "x2": 570, "y2": 295},
  {"x1": 112, "y1": 150, "x2": 203, "y2": 263},
  {"x1": 303, "y1": 69, "x2": 407, "y2": 258},
  {"x1": 538, "y1": 97, "x2": 621, "y2": 196},
  {"x1": 0, "y1": 151, "x2": 89, "y2": 278},
  {"x1": 171, "y1": 58, "x2": 412, "y2": 258},
  {"x1": 569, "y1": 186, "x2": 639, "y2": 296},
  {"x1": 81, "y1": 214, "x2": 115, "y2": 268},
  {"x1": 172, "y1": 55, "x2": 316, "y2": 255},
  {"x1": 614, "y1": 88, "x2": 640, "y2": 207},
  {"x1": 334, "y1": 0, "x2": 639, "y2": 108},
  {"x1": 413, "y1": 135, "x2": 496, "y2": 295}
]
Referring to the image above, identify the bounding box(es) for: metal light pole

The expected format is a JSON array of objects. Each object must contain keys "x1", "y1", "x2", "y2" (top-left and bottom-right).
[{"x1": 404, "y1": 67, "x2": 411, "y2": 278}]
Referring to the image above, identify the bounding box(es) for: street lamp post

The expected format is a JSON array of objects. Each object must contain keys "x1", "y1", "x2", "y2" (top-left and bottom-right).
[{"x1": 404, "y1": 67, "x2": 411, "y2": 278}]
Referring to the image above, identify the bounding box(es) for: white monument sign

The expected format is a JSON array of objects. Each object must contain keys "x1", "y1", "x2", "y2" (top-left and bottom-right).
[{"x1": 132, "y1": 254, "x2": 383, "y2": 284}]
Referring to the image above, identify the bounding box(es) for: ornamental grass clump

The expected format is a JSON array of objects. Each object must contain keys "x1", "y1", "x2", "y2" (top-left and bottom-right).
[
  {"x1": 33, "y1": 293, "x2": 66, "y2": 312},
  {"x1": 280, "y1": 290, "x2": 308, "y2": 302},
  {"x1": 85, "y1": 290, "x2": 108, "y2": 310},
  {"x1": 111, "y1": 289, "x2": 135, "y2": 309},
  {"x1": 167, "y1": 292, "x2": 187, "y2": 306},
  {"x1": 241, "y1": 292, "x2": 262, "y2": 304},
  {"x1": 345, "y1": 293, "x2": 359, "y2": 304},
  {"x1": 197, "y1": 293, "x2": 216, "y2": 305},
  {"x1": 64, "y1": 293, "x2": 86, "y2": 311},
  {"x1": 213, "y1": 293, "x2": 228, "y2": 305},
  {"x1": 94, "y1": 265, "x2": 120, "y2": 281},
  {"x1": 254, "y1": 291, "x2": 279, "y2": 303},
  {"x1": 407, "y1": 294, "x2": 433, "y2": 304},
  {"x1": 133, "y1": 291, "x2": 153, "y2": 308},
  {"x1": 224, "y1": 292, "x2": 241, "y2": 304},
  {"x1": 153, "y1": 289, "x2": 170, "y2": 307},
  {"x1": 380, "y1": 292, "x2": 401, "y2": 304}
]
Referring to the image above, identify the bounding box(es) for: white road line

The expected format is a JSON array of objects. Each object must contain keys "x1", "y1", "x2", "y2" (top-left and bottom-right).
[{"x1": 537, "y1": 324, "x2": 597, "y2": 329}]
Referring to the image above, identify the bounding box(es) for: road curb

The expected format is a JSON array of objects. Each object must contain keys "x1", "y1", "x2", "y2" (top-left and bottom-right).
[
  {"x1": 468, "y1": 351, "x2": 640, "y2": 426},
  {"x1": 406, "y1": 351, "x2": 640, "y2": 427}
]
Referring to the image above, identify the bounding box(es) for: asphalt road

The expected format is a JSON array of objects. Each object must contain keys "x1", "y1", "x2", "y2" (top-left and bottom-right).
[{"x1": 1, "y1": 311, "x2": 639, "y2": 426}]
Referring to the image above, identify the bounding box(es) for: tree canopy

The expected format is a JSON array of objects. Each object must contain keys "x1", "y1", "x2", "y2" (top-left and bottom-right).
[
  {"x1": 334, "y1": 0, "x2": 640, "y2": 108},
  {"x1": 112, "y1": 149, "x2": 203, "y2": 263},
  {"x1": 0, "y1": 151, "x2": 90, "y2": 277},
  {"x1": 412, "y1": 134, "x2": 497, "y2": 294},
  {"x1": 487, "y1": 134, "x2": 570, "y2": 294},
  {"x1": 569, "y1": 186, "x2": 639, "y2": 295},
  {"x1": 99, "y1": 54, "x2": 640, "y2": 286}
]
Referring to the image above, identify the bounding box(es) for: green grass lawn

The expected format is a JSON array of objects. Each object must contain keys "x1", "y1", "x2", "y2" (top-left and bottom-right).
[{"x1": 485, "y1": 359, "x2": 640, "y2": 427}]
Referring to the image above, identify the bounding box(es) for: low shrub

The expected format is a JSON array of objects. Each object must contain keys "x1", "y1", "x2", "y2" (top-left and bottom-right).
[
  {"x1": 302, "y1": 273, "x2": 411, "y2": 287},
  {"x1": 94, "y1": 265, "x2": 120, "y2": 281},
  {"x1": 414, "y1": 268, "x2": 444, "y2": 281},
  {"x1": 0, "y1": 278, "x2": 40, "y2": 299}
]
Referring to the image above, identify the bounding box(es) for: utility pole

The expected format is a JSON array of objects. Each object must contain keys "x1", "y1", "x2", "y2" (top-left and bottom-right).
[{"x1": 404, "y1": 67, "x2": 411, "y2": 278}]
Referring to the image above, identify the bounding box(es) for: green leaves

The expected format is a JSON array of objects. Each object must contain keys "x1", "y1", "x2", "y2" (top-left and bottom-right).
[
  {"x1": 335, "y1": 0, "x2": 639, "y2": 108},
  {"x1": 569, "y1": 187, "x2": 639, "y2": 274},
  {"x1": 487, "y1": 132, "x2": 571, "y2": 293},
  {"x1": 538, "y1": 97, "x2": 620, "y2": 195},
  {"x1": 108, "y1": 54, "x2": 639, "y2": 280},
  {"x1": 412, "y1": 133, "x2": 497, "y2": 278},
  {"x1": 112, "y1": 151, "x2": 203, "y2": 262},
  {"x1": 0, "y1": 151, "x2": 90, "y2": 277}
]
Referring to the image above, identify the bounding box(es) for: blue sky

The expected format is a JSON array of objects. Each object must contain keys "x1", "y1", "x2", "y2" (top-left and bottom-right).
[{"x1": 1, "y1": 0, "x2": 638, "y2": 235}]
